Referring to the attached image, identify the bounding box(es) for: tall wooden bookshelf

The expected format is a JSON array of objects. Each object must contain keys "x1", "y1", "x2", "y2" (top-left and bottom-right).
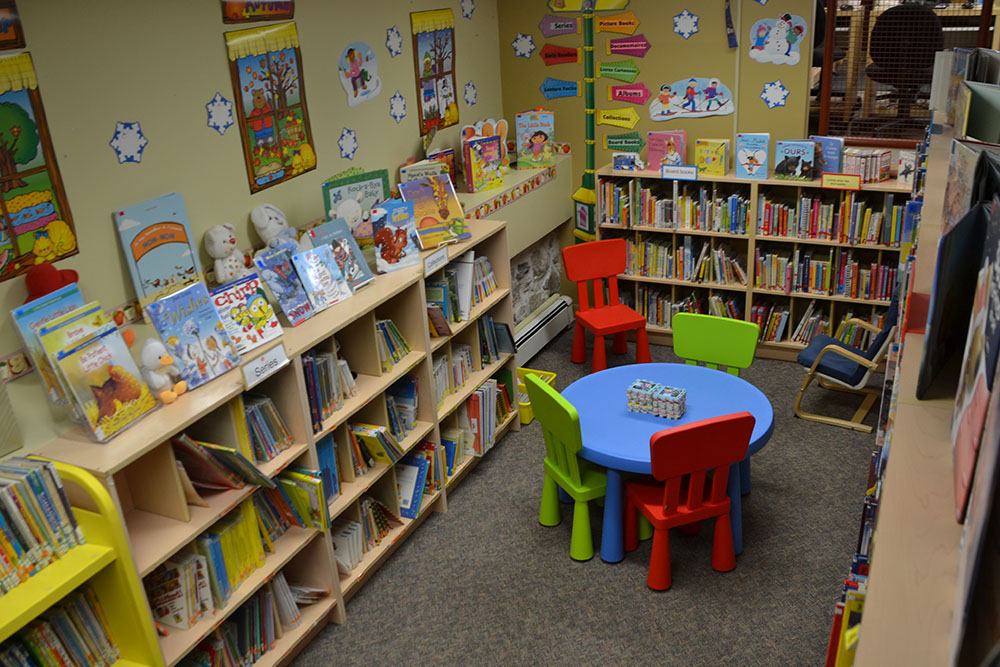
[
  {"x1": 595, "y1": 164, "x2": 911, "y2": 361},
  {"x1": 21, "y1": 219, "x2": 517, "y2": 666}
]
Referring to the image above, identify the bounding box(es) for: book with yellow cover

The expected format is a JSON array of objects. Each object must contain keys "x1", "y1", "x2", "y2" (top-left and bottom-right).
[{"x1": 694, "y1": 138, "x2": 729, "y2": 176}]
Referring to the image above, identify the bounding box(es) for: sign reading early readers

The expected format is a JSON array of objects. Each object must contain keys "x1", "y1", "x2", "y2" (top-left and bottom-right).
[
  {"x1": 821, "y1": 173, "x2": 861, "y2": 191},
  {"x1": 243, "y1": 342, "x2": 289, "y2": 389}
]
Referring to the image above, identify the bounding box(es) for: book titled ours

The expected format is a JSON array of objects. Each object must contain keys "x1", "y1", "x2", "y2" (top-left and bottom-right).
[
  {"x1": 291, "y1": 245, "x2": 353, "y2": 311},
  {"x1": 514, "y1": 108, "x2": 555, "y2": 168},
  {"x1": 210, "y1": 273, "x2": 283, "y2": 355},
  {"x1": 370, "y1": 199, "x2": 420, "y2": 273},
  {"x1": 694, "y1": 138, "x2": 729, "y2": 176},
  {"x1": 647, "y1": 130, "x2": 687, "y2": 168},
  {"x1": 774, "y1": 140, "x2": 815, "y2": 181},
  {"x1": 463, "y1": 135, "x2": 504, "y2": 193},
  {"x1": 735, "y1": 133, "x2": 770, "y2": 180},
  {"x1": 254, "y1": 241, "x2": 314, "y2": 326}
]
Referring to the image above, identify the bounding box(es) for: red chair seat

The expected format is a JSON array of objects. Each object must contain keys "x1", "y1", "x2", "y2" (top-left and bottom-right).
[{"x1": 575, "y1": 303, "x2": 646, "y2": 335}]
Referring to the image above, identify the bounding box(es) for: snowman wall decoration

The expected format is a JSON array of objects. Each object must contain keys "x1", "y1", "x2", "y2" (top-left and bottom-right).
[{"x1": 748, "y1": 14, "x2": 807, "y2": 66}]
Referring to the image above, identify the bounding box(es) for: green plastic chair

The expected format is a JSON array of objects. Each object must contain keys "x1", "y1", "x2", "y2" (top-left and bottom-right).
[
  {"x1": 525, "y1": 373, "x2": 606, "y2": 561},
  {"x1": 672, "y1": 312, "x2": 760, "y2": 376}
]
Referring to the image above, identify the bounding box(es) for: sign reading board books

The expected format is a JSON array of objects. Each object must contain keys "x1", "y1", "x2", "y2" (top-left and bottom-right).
[
  {"x1": 398, "y1": 175, "x2": 470, "y2": 250},
  {"x1": 253, "y1": 241, "x2": 314, "y2": 326},
  {"x1": 304, "y1": 218, "x2": 374, "y2": 291},
  {"x1": 515, "y1": 108, "x2": 555, "y2": 168},
  {"x1": 371, "y1": 200, "x2": 421, "y2": 273},
  {"x1": 210, "y1": 273, "x2": 283, "y2": 355}
]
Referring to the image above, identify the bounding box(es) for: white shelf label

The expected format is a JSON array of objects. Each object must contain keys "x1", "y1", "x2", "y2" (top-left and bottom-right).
[
  {"x1": 242, "y1": 342, "x2": 289, "y2": 389},
  {"x1": 424, "y1": 246, "x2": 449, "y2": 275},
  {"x1": 660, "y1": 164, "x2": 698, "y2": 181}
]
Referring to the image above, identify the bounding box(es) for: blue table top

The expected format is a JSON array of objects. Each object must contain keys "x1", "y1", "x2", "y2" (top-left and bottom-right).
[{"x1": 561, "y1": 363, "x2": 775, "y2": 474}]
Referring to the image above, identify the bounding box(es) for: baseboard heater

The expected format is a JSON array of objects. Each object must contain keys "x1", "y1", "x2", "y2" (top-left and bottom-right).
[{"x1": 514, "y1": 295, "x2": 573, "y2": 366}]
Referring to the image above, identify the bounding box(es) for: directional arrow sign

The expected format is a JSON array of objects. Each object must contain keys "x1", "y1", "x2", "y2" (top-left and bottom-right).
[
  {"x1": 547, "y1": 0, "x2": 631, "y2": 11},
  {"x1": 539, "y1": 14, "x2": 580, "y2": 37},
  {"x1": 603, "y1": 131, "x2": 646, "y2": 151},
  {"x1": 596, "y1": 107, "x2": 639, "y2": 129},
  {"x1": 540, "y1": 77, "x2": 581, "y2": 100},
  {"x1": 540, "y1": 43, "x2": 580, "y2": 66},
  {"x1": 607, "y1": 33, "x2": 650, "y2": 57},
  {"x1": 597, "y1": 59, "x2": 639, "y2": 83},
  {"x1": 597, "y1": 11, "x2": 639, "y2": 35},
  {"x1": 609, "y1": 82, "x2": 651, "y2": 105}
]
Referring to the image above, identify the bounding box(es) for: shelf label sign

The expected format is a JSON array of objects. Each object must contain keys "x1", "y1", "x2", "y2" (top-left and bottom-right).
[
  {"x1": 603, "y1": 131, "x2": 645, "y2": 151},
  {"x1": 540, "y1": 77, "x2": 581, "y2": 99},
  {"x1": 540, "y1": 44, "x2": 580, "y2": 66},
  {"x1": 598, "y1": 59, "x2": 639, "y2": 83},
  {"x1": 609, "y1": 82, "x2": 651, "y2": 105},
  {"x1": 598, "y1": 11, "x2": 639, "y2": 34},
  {"x1": 660, "y1": 165, "x2": 698, "y2": 181},
  {"x1": 596, "y1": 107, "x2": 639, "y2": 129},
  {"x1": 821, "y1": 173, "x2": 861, "y2": 191},
  {"x1": 539, "y1": 14, "x2": 580, "y2": 37},
  {"x1": 424, "y1": 246, "x2": 449, "y2": 275},
  {"x1": 243, "y1": 342, "x2": 289, "y2": 389},
  {"x1": 606, "y1": 34, "x2": 650, "y2": 57}
]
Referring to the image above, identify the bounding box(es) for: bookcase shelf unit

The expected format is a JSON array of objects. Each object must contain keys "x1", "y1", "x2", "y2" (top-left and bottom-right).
[
  {"x1": 26, "y1": 219, "x2": 517, "y2": 666},
  {"x1": 596, "y1": 164, "x2": 911, "y2": 361}
]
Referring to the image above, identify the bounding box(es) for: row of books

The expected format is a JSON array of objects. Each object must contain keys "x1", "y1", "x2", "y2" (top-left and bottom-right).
[
  {"x1": 425, "y1": 251, "x2": 499, "y2": 328},
  {"x1": 387, "y1": 377, "x2": 418, "y2": 441},
  {"x1": 751, "y1": 302, "x2": 790, "y2": 342},
  {"x1": 374, "y1": 319, "x2": 411, "y2": 373},
  {"x1": 790, "y1": 300, "x2": 831, "y2": 345},
  {"x1": 301, "y1": 344, "x2": 357, "y2": 432},
  {"x1": 396, "y1": 443, "x2": 445, "y2": 519},
  {"x1": 330, "y1": 497, "x2": 402, "y2": 575},
  {"x1": 450, "y1": 345, "x2": 476, "y2": 397},
  {"x1": 478, "y1": 316, "x2": 515, "y2": 366},
  {"x1": 753, "y1": 247, "x2": 896, "y2": 301},
  {"x1": 439, "y1": 428, "x2": 471, "y2": 478},
  {"x1": 599, "y1": 178, "x2": 750, "y2": 235},
  {"x1": 834, "y1": 257, "x2": 897, "y2": 302},
  {"x1": 635, "y1": 286, "x2": 741, "y2": 328},
  {"x1": 242, "y1": 394, "x2": 293, "y2": 464},
  {"x1": 314, "y1": 434, "x2": 342, "y2": 507},
  {"x1": 625, "y1": 236, "x2": 747, "y2": 285},
  {"x1": 756, "y1": 193, "x2": 910, "y2": 248},
  {"x1": 348, "y1": 424, "x2": 404, "y2": 466}
]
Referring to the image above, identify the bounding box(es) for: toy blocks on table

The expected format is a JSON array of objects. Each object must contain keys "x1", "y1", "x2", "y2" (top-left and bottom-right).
[{"x1": 626, "y1": 379, "x2": 686, "y2": 419}]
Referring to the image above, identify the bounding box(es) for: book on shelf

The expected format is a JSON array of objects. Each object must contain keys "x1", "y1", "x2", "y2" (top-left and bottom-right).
[
  {"x1": 751, "y1": 302, "x2": 790, "y2": 342},
  {"x1": 426, "y1": 147, "x2": 457, "y2": 187},
  {"x1": 432, "y1": 353, "x2": 451, "y2": 407},
  {"x1": 395, "y1": 453, "x2": 428, "y2": 519},
  {"x1": 647, "y1": 130, "x2": 686, "y2": 168},
  {"x1": 349, "y1": 424, "x2": 403, "y2": 465},
  {"x1": 253, "y1": 241, "x2": 315, "y2": 327},
  {"x1": 210, "y1": 273, "x2": 283, "y2": 355},
  {"x1": 426, "y1": 271, "x2": 461, "y2": 325},
  {"x1": 774, "y1": 140, "x2": 815, "y2": 181},
  {"x1": 291, "y1": 244, "x2": 353, "y2": 312},
  {"x1": 375, "y1": 318, "x2": 412, "y2": 372},
  {"x1": 897, "y1": 150, "x2": 917, "y2": 186},
  {"x1": 809, "y1": 135, "x2": 845, "y2": 174},
  {"x1": 320, "y1": 169, "x2": 391, "y2": 252},
  {"x1": 451, "y1": 343, "x2": 476, "y2": 391},
  {"x1": 439, "y1": 427, "x2": 467, "y2": 477},
  {"x1": 242, "y1": 394, "x2": 293, "y2": 463},
  {"x1": 314, "y1": 434, "x2": 341, "y2": 506},
  {"x1": 426, "y1": 304, "x2": 453, "y2": 337},
  {"x1": 694, "y1": 138, "x2": 729, "y2": 176},
  {"x1": 400, "y1": 158, "x2": 449, "y2": 184},
  {"x1": 187, "y1": 498, "x2": 266, "y2": 609},
  {"x1": 330, "y1": 518, "x2": 363, "y2": 574},
  {"x1": 514, "y1": 108, "x2": 555, "y2": 168},
  {"x1": 345, "y1": 427, "x2": 374, "y2": 477},
  {"x1": 387, "y1": 377, "x2": 418, "y2": 435},
  {"x1": 145, "y1": 552, "x2": 213, "y2": 630},
  {"x1": 790, "y1": 300, "x2": 829, "y2": 344},
  {"x1": 463, "y1": 135, "x2": 504, "y2": 193},
  {"x1": 398, "y1": 175, "x2": 470, "y2": 250},
  {"x1": 735, "y1": 132, "x2": 769, "y2": 180},
  {"x1": 171, "y1": 433, "x2": 275, "y2": 490},
  {"x1": 304, "y1": 217, "x2": 375, "y2": 291},
  {"x1": 414, "y1": 441, "x2": 445, "y2": 494},
  {"x1": 843, "y1": 148, "x2": 891, "y2": 184},
  {"x1": 276, "y1": 468, "x2": 328, "y2": 531},
  {"x1": 370, "y1": 199, "x2": 421, "y2": 273},
  {"x1": 358, "y1": 495, "x2": 402, "y2": 551}
]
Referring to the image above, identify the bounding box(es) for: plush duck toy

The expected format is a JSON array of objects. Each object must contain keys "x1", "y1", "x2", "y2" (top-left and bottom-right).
[{"x1": 139, "y1": 338, "x2": 187, "y2": 404}]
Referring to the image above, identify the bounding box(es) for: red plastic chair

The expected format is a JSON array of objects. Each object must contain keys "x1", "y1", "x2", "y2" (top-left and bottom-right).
[
  {"x1": 624, "y1": 412, "x2": 755, "y2": 591},
  {"x1": 561, "y1": 238, "x2": 651, "y2": 372}
]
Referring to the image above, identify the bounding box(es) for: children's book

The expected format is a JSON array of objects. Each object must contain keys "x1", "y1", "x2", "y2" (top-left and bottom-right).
[
  {"x1": 774, "y1": 140, "x2": 815, "y2": 181},
  {"x1": 809, "y1": 135, "x2": 845, "y2": 174},
  {"x1": 291, "y1": 245, "x2": 353, "y2": 312},
  {"x1": 210, "y1": 273, "x2": 283, "y2": 355},
  {"x1": 426, "y1": 148, "x2": 457, "y2": 187},
  {"x1": 395, "y1": 453, "x2": 428, "y2": 520},
  {"x1": 36, "y1": 301, "x2": 109, "y2": 421},
  {"x1": 514, "y1": 108, "x2": 555, "y2": 168},
  {"x1": 370, "y1": 199, "x2": 421, "y2": 273},
  {"x1": 647, "y1": 130, "x2": 687, "y2": 168},
  {"x1": 112, "y1": 193, "x2": 204, "y2": 316},
  {"x1": 320, "y1": 169, "x2": 390, "y2": 251},
  {"x1": 253, "y1": 242, "x2": 315, "y2": 327},
  {"x1": 463, "y1": 135, "x2": 504, "y2": 193},
  {"x1": 304, "y1": 218, "x2": 374, "y2": 291},
  {"x1": 735, "y1": 133, "x2": 770, "y2": 180},
  {"x1": 400, "y1": 159, "x2": 449, "y2": 184},
  {"x1": 897, "y1": 150, "x2": 917, "y2": 186},
  {"x1": 145, "y1": 282, "x2": 242, "y2": 390},
  {"x1": 694, "y1": 139, "x2": 729, "y2": 176},
  {"x1": 54, "y1": 323, "x2": 157, "y2": 442},
  {"x1": 398, "y1": 176, "x2": 470, "y2": 250}
]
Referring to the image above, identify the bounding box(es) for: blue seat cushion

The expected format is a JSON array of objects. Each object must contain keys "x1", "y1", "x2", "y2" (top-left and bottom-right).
[{"x1": 797, "y1": 335, "x2": 868, "y2": 386}]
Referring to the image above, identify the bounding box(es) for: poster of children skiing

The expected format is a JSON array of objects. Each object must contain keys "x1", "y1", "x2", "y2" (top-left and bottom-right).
[
  {"x1": 648, "y1": 76, "x2": 734, "y2": 121},
  {"x1": 748, "y1": 14, "x2": 808, "y2": 66}
]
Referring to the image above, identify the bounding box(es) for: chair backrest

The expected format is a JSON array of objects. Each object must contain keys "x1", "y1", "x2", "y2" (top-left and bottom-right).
[
  {"x1": 864, "y1": 297, "x2": 899, "y2": 362},
  {"x1": 672, "y1": 313, "x2": 759, "y2": 375},
  {"x1": 649, "y1": 412, "x2": 755, "y2": 514},
  {"x1": 561, "y1": 238, "x2": 627, "y2": 314},
  {"x1": 524, "y1": 373, "x2": 586, "y2": 487},
  {"x1": 869, "y1": 4, "x2": 943, "y2": 73}
]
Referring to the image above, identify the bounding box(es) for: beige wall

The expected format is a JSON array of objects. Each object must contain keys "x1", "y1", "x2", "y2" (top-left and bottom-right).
[{"x1": 0, "y1": 0, "x2": 503, "y2": 356}]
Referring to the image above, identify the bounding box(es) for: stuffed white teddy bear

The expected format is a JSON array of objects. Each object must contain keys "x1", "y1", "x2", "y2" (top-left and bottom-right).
[
  {"x1": 139, "y1": 338, "x2": 187, "y2": 404},
  {"x1": 250, "y1": 204, "x2": 307, "y2": 255},
  {"x1": 204, "y1": 223, "x2": 252, "y2": 284}
]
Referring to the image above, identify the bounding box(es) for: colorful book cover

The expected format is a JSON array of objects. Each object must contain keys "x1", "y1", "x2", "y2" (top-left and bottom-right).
[
  {"x1": 320, "y1": 169, "x2": 390, "y2": 250},
  {"x1": 36, "y1": 301, "x2": 108, "y2": 420},
  {"x1": 774, "y1": 140, "x2": 815, "y2": 181},
  {"x1": 400, "y1": 159, "x2": 449, "y2": 183},
  {"x1": 426, "y1": 148, "x2": 457, "y2": 187},
  {"x1": 463, "y1": 136, "x2": 504, "y2": 193},
  {"x1": 112, "y1": 193, "x2": 204, "y2": 314},
  {"x1": 54, "y1": 323, "x2": 156, "y2": 442},
  {"x1": 514, "y1": 109, "x2": 555, "y2": 168},
  {"x1": 11, "y1": 283, "x2": 86, "y2": 406},
  {"x1": 809, "y1": 135, "x2": 845, "y2": 174},
  {"x1": 210, "y1": 273, "x2": 282, "y2": 355},
  {"x1": 647, "y1": 130, "x2": 687, "y2": 168},
  {"x1": 735, "y1": 133, "x2": 770, "y2": 180},
  {"x1": 253, "y1": 242, "x2": 314, "y2": 326},
  {"x1": 694, "y1": 138, "x2": 729, "y2": 176},
  {"x1": 897, "y1": 150, "x2": 917, "y2": 186},
  {"x1": 305, "y1": 218, "x2": 374, "y2": 291},
  {"x1": 370, "y1": 199, "x2": 420, "y2": 273},
  {"x1": 145, "y1": 282, "x2": 242, "y2": 389},
  {"x1": 291, "y1": 245, "x2": 353, "y2": 311},
  {"x1": 398, "y1": 175, "x2": 470, "y2": 250}
]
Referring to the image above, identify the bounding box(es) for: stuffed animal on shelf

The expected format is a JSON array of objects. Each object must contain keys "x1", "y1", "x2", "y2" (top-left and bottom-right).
[
  {"x1": 139, "y1": 338, "x2": 187, "y2": 404},
  {"x1": 204, "y1": 223, "x2": 253, "y2": 284},
  {"x1": 250, "y1": 204, "x2": 307, "y2": 256}
]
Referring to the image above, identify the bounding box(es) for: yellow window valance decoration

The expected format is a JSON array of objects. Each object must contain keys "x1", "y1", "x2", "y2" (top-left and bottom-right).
[
  {"x1": 0, "y1": 52, "x2": 37, "y2": 95},
  {"x1": 225, "y1": 22, "x2": 299, "y2": 61},
  {"x1": 411, "y1": 9, "x2": 454, "y2": 35}
]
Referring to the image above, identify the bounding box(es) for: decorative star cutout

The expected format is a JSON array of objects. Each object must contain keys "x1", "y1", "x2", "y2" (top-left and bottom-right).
[
  {"x1": 205, "y1": 92, "x2": 234, "y2": 135},
  {"x1": 673, "y1": 10, "x2": 699, "y2": 40},
  {"x1": 464, "y1": 81, "x2": 478, "y2": 106},
  {"x1": 512, "y1": 32, "x2": 535, "y2": 58},
  {"x1": 109, "y1": 121, "x2": 148, "y2": 164},
  {"x1": 389, "y1": 90, "x2": 407, "y2": 124},
  {"x1": 338, "y1": 127, "x2": 358, "y2": 160},
  {"x1": 461, "y1": 0, "x2": 475, "y2": 19},
  {"x1": 386, "y1": 25, "x2": 403, "y2": 58},
  {"x1": 754, "y1": 0, "x2": 768, "y2": 4},
  {"x1": 761, "y1": 80, "x2": 790, "y2": 109}
]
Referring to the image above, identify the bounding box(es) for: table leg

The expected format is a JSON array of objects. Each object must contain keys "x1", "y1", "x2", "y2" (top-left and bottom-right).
[
  {"x1": 740, "y1": 458, "x2": 751, "y2": 495},
  {"x1": 601, "y1": 469, "x2": 624, "y2": 563},
  {"x1": 728, "y1": 462, "x2": 743, "y2": 556},
  {"x1": 558, "y1": 487, "x2": 572, "y2": 503}
]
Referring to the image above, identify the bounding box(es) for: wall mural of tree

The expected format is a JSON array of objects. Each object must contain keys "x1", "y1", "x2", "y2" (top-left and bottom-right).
[{"x1": 411, "y1": 9, "x2": 459, "y2": 136}]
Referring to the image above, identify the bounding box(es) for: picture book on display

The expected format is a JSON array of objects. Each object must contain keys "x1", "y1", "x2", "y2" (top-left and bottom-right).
[
  {"x1": 370, "y1": 199, "x2": 420, "y2": 273},
  {"x1": 291, "y1": 245, "x2": 353, "y2": 311},
  {"x1": 463, "y1": 135, "x2": 504, "y2": 193},
  {"x1": 253, "y1": 241, "x2": 314, "y2": 326},
  {"x1": 36, "y1": 301, "x2": 109, "y2": 422},
  {"x1": 54, "y1": 323, "x2": 157, "y2": 441},
  {"x1": 145, "y1": 281, "x2": 241, "y2": 390},
  {"x1": 647, "y1": 130, "x2": 687, "y2": 168},
  {"x1": 112, "y1": 193, "x2": 204, "y2": 315},
  {"x1": 210, "y1": 273, "x2": 283, "y2": 355},
  {"x1": 810, "y1": 135, "x2": 845, "y2": 174},
  {"x1": 305, "y1": 217, "x2": 374, "y2": 291},
  {"x1": 694, "y1": 138, "x2": 729, "y2": 176},
  {"x1": 515, "y1": 108, "x2": 555, "y2": 168},
  {"x1": 400, "y1": 159, "x2": 449, "y2": 184},
  {"x1": 320, "y1": 169, "x2": 391, "y2": 251},
  {"x1": 426, "y1": 148, "x2": 457, "y2": 186},
  {"x1": 735, "y1": 133, "x2": 769, "y2": 180},
  {"x1": 398, "y1": 175, "x2": 470, "y2": 250},
  {"x1": 774, "y1": 140, "x2": 815, "y2": 181}
]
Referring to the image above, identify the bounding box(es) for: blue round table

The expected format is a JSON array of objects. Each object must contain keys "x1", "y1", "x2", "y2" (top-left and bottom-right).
[{"x1": 561, "y1": 363, "x2": 775, "y2": 563}]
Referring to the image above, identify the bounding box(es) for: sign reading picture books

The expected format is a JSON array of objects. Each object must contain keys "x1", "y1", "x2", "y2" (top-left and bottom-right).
[
  {"x1": 321, "y1": 169, "x2": 390, "y2": 251},
  {"x1": 411, "y1": 9, "x2": 459, "y2": 136},
  {"x1": 338, "y1": 42, "x2": 382, "y2": 107},
  {"x1": 224, "y1": 22, "x2": 316, "y2": 193},
  {"x1": 649, "y1": 76, "x2": 734, "y2": 121},
  {"x1": 748, "y1": 14, "x2": 807, "y2": 66}
]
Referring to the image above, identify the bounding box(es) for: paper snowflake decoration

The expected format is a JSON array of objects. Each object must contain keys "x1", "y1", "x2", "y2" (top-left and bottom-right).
[
  {"x1": 205, "y1": 92, "x2": 234, "y2": 135},
  {"x1": 461, "y1": 0, "x2": 475, "y2": 19},
  {"x1": 109, "y1": 121, "x2": 148, "y2": 163},
  {"x1": 512, "y1": 33, "x2": 535, "y2": 58},
  {"x1": 761, "y1": 80, "x2": 790, "y2": 109},
  {"x1": 673, "y1": 10, "x2": 699, "y2": 40},
  {"x1": 389, "y1": 91, "x2": 407, "y2": 124},
  {"x1": 338, "y1": 127, "x2": 358, "y2": 160},
  {"x1": 464, "y1": 81, "x2": 478, "y2": 106},
  {"x1": 754, "y1": 0, "x2": 768, "y2": 4},
  {"x1": 386, "y1": 26, "x2": 403, "y2": 58}
]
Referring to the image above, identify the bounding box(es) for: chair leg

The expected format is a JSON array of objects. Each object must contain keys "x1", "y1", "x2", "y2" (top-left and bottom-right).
[
  {"x1": 635, "y1": 326, "x2": 651, "y2": 364},
  {"x1": 647, "y1": 528, "x2": 672, "y2": 591},
  {"x1": 711, "y1": 513, "x2": 736, "y2": 572},
  {"x1": 740, "y1": 459, "x2": 751, "y2": 495},
  {"x1": 592, "y1": 335, "x2": 607, "y2": 372},
  {"x1": 794, "y1": 371, "x2": 878, "y2": 433},
  {"x1": 539, "y1": 471, "x2": 561, "y2": 527},
  {"x1": 612, "y1": 331, "x2": 628, "y2": 354},
  {"x1": 570, "y1": 500, "x2": 594, "y2": 561},
  {"x1": 571, "y1": 323, "x2": 587, "y2": 364},
  {"x1": 624, "y1": 499, "x2": 638, "y2": 552}
]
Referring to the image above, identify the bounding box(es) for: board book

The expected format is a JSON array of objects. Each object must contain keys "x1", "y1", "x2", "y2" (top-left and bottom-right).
[
  {"x1": 647, "y1": 130, "x2": 687, "y2": 168},
  {"x1": 463, "y1": 135, "x2": 504, "y2": 193},
  {"x1": 291, "y1": 245, "x2": 353, "y2": 311},
  {"x1": 514, "y1": 108, "x2": 555, "y2": 168},
  {"x1": 304, "y1": 217, "x2": 373, "y2": 291},
  {"x1": 398, "y1": 176, "x2": 470, "y2": 250},
  {"x1": 426, "y1": 148, "x2": 457, "y2": 187},
  {"x1": 809, "y1": 135, "x2": 845, "y2": 174},
  {"x1": 774, "y1": 140, "x2": 815, "y2": 181},
  {"x1": 694, "y1": 139, "x2": 729, "y2": 176},
  {"x1": 400, "y1": 159, "x2": 449, "y2": 184},
  {"x1": 735, "y1": 133, "x2": 770, "y2": 180},
  {"x1": 253, "y1": 241, "x2": 314, "y2": 327},
  {"x1": 210, "y1": 273, "x2": 283, "y2": 355},
  {"x1": 320, "y1": 169, "x2": 390, "y2": 251},
  {"x1": 370, "y1": 199, "x2": 420, "y2": 273},
  {"x1": 36, "y1": 301, "x2": 109, "y2": 422}
]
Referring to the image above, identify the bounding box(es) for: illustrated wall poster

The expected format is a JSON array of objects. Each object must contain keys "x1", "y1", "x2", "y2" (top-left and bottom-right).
[
  {"x1": 0, "y1": 53, "x2": 77, "y2": 283},
  {"x1": 411, "y1": 9, "x2": 459, "y2": 136},
  {"x1": 0, "y1": 3, "x2": 25, "y2": 51},
  {"x1": 648, "y1": 76, "x2": 734, "y2": 121},
  {"x1": 338, "y1": 41, "x2": 382, "y2": 107},
  {"x1": 321, "y1": 169, "x2": 391, "y2": 250},
  {"x1": 221, "y1": 1, "x2": 293, "y2": 24},
  {"x1": 748, "y1": 14, "x2": 807, "y2": 66},
  {"x1": 224, "y1": 22, "x2": 316, "y2": 193}
]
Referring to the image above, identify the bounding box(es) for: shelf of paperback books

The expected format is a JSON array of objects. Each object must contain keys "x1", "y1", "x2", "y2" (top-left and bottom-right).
[
  {"x1": 437, "y1": 354, "x2": 515, "y2": 421},
  {"x1": 253, "y1": 595, "x2": 337, "y2": 667},
  {"x1": 430, "y1": 287, "x2": 511, "y2": 352}
]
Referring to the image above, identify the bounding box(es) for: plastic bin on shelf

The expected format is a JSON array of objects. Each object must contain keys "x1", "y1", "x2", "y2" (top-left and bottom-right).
[{"x1": 516, "y1": 367, "x2": 558, "y2": 425}]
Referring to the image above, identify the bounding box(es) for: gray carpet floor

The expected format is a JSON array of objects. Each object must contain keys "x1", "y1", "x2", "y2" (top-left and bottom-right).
[{"x1": 296, "y1": 330, "x2": 882, "y2": 666}]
